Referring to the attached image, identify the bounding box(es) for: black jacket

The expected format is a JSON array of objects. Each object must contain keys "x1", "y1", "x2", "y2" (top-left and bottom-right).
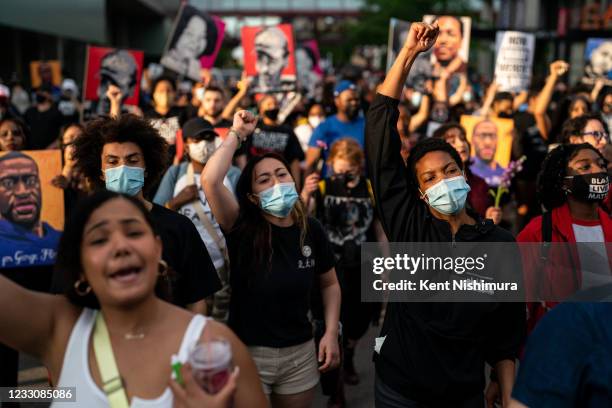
[{"x1": 366, "y1": 93, "x2": 526, "y2": 405}]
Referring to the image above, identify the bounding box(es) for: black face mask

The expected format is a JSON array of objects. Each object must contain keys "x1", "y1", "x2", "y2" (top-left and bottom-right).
[
  {"x1": 263, "y1": 108, "x2": 279, "y2": 121},
  {"x1": 345, "y1": 106, "x2": 359, "y2": 121},
  {"x1": 565, "y1": 172, "x2": 609, "y2": 202},
  {"x1": 498, "y1": 111, "x2": 514, "y2": 119},
  {"x1": 35, "y1": 93, "x2": 49, "y2": 104},
  {"x1": 332, "y1": 172, "x2": 357, "y2": 187}
]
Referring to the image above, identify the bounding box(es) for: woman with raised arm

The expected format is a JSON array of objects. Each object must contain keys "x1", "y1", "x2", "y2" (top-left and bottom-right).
[
  {"x1": 366, "y1": 22, "x2": 525, "y2": 408},
  {"x1": 0, "y1": 190, "x2": 266, "y2": 407},
  {"x1": 202, "y1": 111, "x2": 341, "y2": 408}
]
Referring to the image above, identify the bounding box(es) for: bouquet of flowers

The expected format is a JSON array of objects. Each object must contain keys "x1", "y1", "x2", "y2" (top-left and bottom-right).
[{"x1": 489, "y1": 156, "x2": 526, "y2": 208}]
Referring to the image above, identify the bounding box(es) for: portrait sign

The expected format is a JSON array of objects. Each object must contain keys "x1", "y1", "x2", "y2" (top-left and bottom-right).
[
  {"x1": 84, "y1": 46, "x2": 144, "y2": 106},
  {"x1": 461, "y1": 115, "x2": 514, "y2": 187},
  {"x1": 583, "y1": 38, "x2": 612, "y2": 86},
  {"x1": 241, "y1": 24, "x2": 297, "y2": 94},
  {"x1": 161, "y1": 4, "x2": 226, "y2": 81},
  {"x1": 0, "y1": 150, "x2": 63, "y2": 269},
  {"x1": 29, "y1": 60, "x2": 62, "y2": 89}
]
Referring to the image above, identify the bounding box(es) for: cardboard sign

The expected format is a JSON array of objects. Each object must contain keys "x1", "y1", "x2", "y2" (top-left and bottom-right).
[
  {"x1": 583, "y1": 38, "x2": 612, "y2": 86},
  {"x1": 494, "y1": 31, "x2": 535, "y2": 92},
  {"x1": 84, "y1": 46, "x2": 144, "y2": 106},
  {"x1": 461, "y1": 115, "x2": 514, "y2": 187},
  {"x1": 161, "y1": 4, "x2": 226, "y2": 81},
  {"x1": 0, "y1": 150, "x2": 64, "y2": 269},
  {"x1": 242, "y1": 24, "x2": 297, "y2": 94},
  {"x1": 30, "y1": 60, "x2": 62, "y2": 89}
]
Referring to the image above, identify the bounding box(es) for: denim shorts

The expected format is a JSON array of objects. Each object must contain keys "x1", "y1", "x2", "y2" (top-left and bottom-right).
[{"x1": 248, "y1": 340, "x2": 320, "y2": 395}]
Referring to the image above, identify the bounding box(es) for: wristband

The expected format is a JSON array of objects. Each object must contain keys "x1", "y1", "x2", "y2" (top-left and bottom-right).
[{"x1": 228, "y1": 128, "x2": 244, "y2": 149}]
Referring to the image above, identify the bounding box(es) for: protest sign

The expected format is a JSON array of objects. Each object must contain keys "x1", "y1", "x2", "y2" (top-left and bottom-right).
[
  {"x1": 583, "y1": 38, "x2": 612, "y2": 86},
  {"x1": 161, "y1": 4, "x2": 226, "y2": 81},
  {"x1": 386, "y1": 18, "x2": 412, "y2": 72},
  {"x1": 296, "y1": 40, "x2": 322, "y2": 99},
  {"x1": 423, "y1": 15, "x2": 471, "y2": 76},
  {"x1": 0, "y1": 150, "x2": 63, "y2": 269},
  {"x1": 29, "y1": 60, "x2": 62, "y2": 89},
  {"x1": 84, "y1": 46, "x2": 144, "y2": 106},
  {"x1": 242, "y1": 24, "x2": 297, "y2": 94},
  {"x1": 494, "y1": 31, "x2": 535, "y2": 92},
  {"x1": 461, "y1": 115, "x2": 514, "y2": 187}
]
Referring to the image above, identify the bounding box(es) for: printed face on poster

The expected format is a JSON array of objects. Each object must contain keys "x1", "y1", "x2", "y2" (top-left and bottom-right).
[
  {"x1": 494, "y1": 31, "x2": 535, "y2": 93},
  {"x1": 583, "y1": 38, "x2": 612, "y2": 85},
  {"x1": 161, "y1": 4, "x2": 225, "y2": 82},
  {"x1": 30, "y1": 60, "x2": 62, "y2": 89},
  {"x1": 461, "y1": 115, "x2": 514, "y2": 187},
  {"x1": 0, "y1": 150, "x2": 63, "y2": 269},
  {"x1": 296, "y1": 40, "x2": 322, "y2": 98},
  {"x1": 242, "y1": 24, "x2": 297, "y2": 94},
  {"x1": 423, "y1": 15, "x2": 471, "y2": 75},
  {"x1": 84, "y1": 46, "x2": 144, "y2": 106}
]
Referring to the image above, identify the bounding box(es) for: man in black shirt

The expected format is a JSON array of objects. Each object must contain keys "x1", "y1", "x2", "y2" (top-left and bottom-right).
[
  {"x1": 24, "y1": 86, "x2": 63, "y2": 150},
  {"x1": 239, "y1": 94, "x2": 304, "y2": 187},
  {"x1": 53, "y1": 114, "x2": 221, "y2": 313}
]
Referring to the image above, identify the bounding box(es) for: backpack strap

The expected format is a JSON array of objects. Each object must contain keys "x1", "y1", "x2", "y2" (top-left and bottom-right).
[
  {"x1": 366, "y1": 178, "x2": 375, "y2": 206},
  {"x1": 318, "y1": 179, "x2": 326, "y2": 197}
]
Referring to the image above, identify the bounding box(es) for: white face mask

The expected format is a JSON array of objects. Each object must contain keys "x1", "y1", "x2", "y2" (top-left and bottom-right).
[
  {"x1": 195, "y1": 87, "x2": 205, "y2": 101},
  {"x1": 308, "y1": 116, "x2": 323, "y2": 128},
  {"x1": 188, "y1": 139, "x2": 220, "y2": 164}
]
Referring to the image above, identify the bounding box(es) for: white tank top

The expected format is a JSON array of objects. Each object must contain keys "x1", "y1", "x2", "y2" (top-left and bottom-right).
[{"x1": 51, "y1": 308, "x2": 207, "y2": 407}]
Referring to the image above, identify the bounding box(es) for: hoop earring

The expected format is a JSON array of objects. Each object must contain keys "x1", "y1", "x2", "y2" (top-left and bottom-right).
[
  {"x1": 74, "y1": 279, "x2": 92, "y2": 296},
  {"x1": 159, "y1": 259, "x2": 168, "y2": 277}
]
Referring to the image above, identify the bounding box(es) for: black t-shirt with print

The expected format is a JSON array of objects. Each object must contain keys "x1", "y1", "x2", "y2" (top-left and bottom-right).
[
  {"x1": 149, "y1": 204, "x2": 221, "y2": 306},
  {"x1": 226, "y1": 217, "x2": 335, "y2": 347},
  {"x1": 243, "y1": 122, "x2": 305, "y2": 164},
  {"x1": 314, "y1": 176, "x2": 375, "y2": 268}
]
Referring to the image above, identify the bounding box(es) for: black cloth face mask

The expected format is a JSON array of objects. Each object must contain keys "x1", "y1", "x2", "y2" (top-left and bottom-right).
[{"x1": 565, "y1": 172, "x2": 609, "y2": 202}]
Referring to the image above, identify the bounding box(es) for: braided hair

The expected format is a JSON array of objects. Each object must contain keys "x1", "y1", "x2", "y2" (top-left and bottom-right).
[{"x1": 537, "y1": 143, "x2": 606, "y2": 211}]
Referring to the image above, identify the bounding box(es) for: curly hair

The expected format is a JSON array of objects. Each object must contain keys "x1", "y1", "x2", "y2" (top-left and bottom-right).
[
  {"x1": 560, "y1": 112, "x2": 609, "y2": 144},
  {"x1": 406, "y1": 137, "x2": 464, "y2": 191},
  {"x1": 73, "y1": 114, "x2": 168, "y2": 194},
  {"x1": 537, "y1": 143, "x2": 606, "y2": 211}
]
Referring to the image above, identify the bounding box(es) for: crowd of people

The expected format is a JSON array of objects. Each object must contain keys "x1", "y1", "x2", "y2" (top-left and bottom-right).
[{"x1": 0, "y1": 18, "x2": 610, "y2": 408}]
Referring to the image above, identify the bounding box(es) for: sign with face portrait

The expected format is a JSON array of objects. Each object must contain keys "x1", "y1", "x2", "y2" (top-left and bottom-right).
[
  {"x1": 423, "y1": 15, "x2": 471, "y2": 77},
  {"x1": 29, "y1": 60, "x2": 62, "y2": 89},
  {"x1": 494, "y1": 31, "x2": 535, "y2": 93},
  {"x1": 296, "y1": 40, "x2": 322, "y2": 99},
  {"x1": 84, "y1": 46, "x2": 144, "y2": 106},
  {"x1": 241, "y1": 24, "x2": 297, "y2": 94},
  {"x1": 0, "y1": 150, "x2": 63, "y2": 269},
  {"x1": 161, "y1": 4, "x2": 226, "y2": 82},
  {"x1": 583, "y1": 38, "x2": 612, "y2": 86},
  {"x1": 460, "y1": 115, "x2": 514, "y2": 187}
]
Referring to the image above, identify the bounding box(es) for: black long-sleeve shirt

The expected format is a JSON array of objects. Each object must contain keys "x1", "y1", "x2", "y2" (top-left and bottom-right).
[{"x1": 366, "y1": 93, "x2": 526, "y2": 405}]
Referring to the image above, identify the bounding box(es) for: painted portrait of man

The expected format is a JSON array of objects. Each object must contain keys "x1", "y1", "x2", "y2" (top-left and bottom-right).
[
  {"x1": 0, "y1": 151, "x2": 62, "y2": 268},
  {"x1": 470, "y1": 120, "x2": 505, "y2": 187}
]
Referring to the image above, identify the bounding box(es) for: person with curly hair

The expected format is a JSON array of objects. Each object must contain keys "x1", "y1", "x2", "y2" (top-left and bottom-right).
[
  {"x1": 517, "y1": 143, "x2": 611, "y2": 331},
  {"x1": 52, "y1": 114, "x2": 221, "y2": 313},
  {"x1": 561, "y1": 113, "x2": 609, "y2": 154}
]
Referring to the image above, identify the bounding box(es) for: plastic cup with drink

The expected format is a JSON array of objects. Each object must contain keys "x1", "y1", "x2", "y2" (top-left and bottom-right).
[{"x1": 188, "y1": 338, "x2": 233, "y2": 394}]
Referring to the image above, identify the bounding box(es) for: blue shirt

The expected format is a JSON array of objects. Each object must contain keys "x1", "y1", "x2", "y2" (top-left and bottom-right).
[
  {"x1": 0, "y1": 219, "x2": 61, "y2": 268},
  {"x1": 513, "y1": 302, "x2": 612, "y2": 408},
  {"x1": 308, "y1": 115, "x2": 365, "y2": 155}
]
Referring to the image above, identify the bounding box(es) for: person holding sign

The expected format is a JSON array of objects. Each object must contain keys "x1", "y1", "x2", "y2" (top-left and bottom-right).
[{"x1": 366, "y1": 21, "x2": 525, "y2": 408}]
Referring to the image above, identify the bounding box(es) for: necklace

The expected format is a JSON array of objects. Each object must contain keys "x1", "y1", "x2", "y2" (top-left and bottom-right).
[{"x1": 124, "y1": 332, "x2": 146, "y2": 341}]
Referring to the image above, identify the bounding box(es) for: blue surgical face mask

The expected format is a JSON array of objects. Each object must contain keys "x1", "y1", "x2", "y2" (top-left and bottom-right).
[
  {"x1": 104, "y1": 165, "x2": 145, "y2": 197},
  {"x1": 420, "y1": 175, "x2": 471, "y2": 215},
  {"x1": 257, "y1": 182, "x2": 299, "y2": 218}
]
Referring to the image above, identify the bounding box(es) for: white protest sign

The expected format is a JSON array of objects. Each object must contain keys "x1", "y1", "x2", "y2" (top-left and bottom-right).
[{"x1": 494, "y1": 31, "x2": 535, "y2": 92}]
